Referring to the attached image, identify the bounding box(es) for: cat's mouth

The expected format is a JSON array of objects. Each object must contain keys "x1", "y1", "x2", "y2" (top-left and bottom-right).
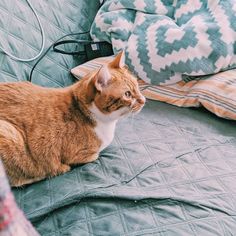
[
  {"x1": 130, "y1": 104, "x2": 144, "y2": 114},
  {"x1": 130, "y1": 97, "x2": 146, "y2": 114}
]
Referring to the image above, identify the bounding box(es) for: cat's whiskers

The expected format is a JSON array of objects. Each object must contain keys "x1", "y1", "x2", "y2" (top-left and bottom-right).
[
  {"x1": 131, "y1": 103, "x2": 142, "y2": 113},
  {"x1": 125, "y1": 106, "x2": 135, "y2": 127},
  {"x1": 130, "y1": 99, "x2": 137, "y2": 111}
]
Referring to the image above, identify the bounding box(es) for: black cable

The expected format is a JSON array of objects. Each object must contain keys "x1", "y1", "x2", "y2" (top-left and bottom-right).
[
  {"x1": 100, "y1": 0, "x2": 106, "y2": 6},
  {"x1": 29, "y1": 31, "x2": 91, "y2": 82},
  {"x1": 52, "y1": 39, "x2": 91, "y2": 55}
]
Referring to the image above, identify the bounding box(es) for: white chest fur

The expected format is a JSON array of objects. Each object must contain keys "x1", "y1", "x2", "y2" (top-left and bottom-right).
[
  {"x1": 94, "y1": 119, "x2": 117, "y2": 151},
  {"x1": 89, "y1": 103, "x2": 122, "y2": 151}
]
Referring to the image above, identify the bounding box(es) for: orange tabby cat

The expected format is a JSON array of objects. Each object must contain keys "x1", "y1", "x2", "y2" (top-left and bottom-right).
[{"x1": 0, "y1": 52, "x2": 145, "y2": 187}]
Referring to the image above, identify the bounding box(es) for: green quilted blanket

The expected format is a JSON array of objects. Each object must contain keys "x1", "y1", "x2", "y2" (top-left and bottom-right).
[
  {"x1": 1, "y1": 1, "x2": 236, "y2": 235},
  {"x1": 91, "y1": 0, "x2": 236, "y2": 85}
]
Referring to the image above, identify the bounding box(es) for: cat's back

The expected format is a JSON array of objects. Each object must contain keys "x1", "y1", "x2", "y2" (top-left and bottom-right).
[
  {"x1": 0, "y1": 81, "x2": 58, "y2": 120},
  {"x1": 0, "y1": 81, "x2": 42, "y2": 103}
]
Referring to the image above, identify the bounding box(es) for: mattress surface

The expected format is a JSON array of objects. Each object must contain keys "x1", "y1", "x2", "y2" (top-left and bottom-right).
[{"x1": 13, "y1": 100, "x2": 236, "y2": 236}]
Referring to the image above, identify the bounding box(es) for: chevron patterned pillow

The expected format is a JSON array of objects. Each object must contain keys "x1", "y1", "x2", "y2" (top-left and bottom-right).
[{"x1": 90, "y1": 0, "x2": 236, "y2": 85}]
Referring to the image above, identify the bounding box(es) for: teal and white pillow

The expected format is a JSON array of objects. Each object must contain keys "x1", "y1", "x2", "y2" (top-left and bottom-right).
[{"x1": 91, "y1": 0, "x2": 236, "y2": 85}]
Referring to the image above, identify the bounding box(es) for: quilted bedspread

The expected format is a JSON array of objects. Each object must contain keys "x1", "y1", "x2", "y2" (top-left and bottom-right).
[
  {"x1": 1, "y1": 1, "x2": 236, "y2": 236},
  {"x1": 91, "y1": 0, "x2": 236, "y2": 85},
  {"x1": 12, "y1": 101, "x2": 236, "y2": 235}
]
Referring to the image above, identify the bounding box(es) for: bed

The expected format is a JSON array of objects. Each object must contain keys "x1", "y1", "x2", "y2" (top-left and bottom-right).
[{"x1": 1, "y1": 0, "x2": 236, "y2": 235}]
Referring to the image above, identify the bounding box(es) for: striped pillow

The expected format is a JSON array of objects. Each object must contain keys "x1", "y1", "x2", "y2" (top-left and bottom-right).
[
  {"x1": 71, "y1": 56, "x2": 114, "y2": 79},
  {"x1": 71, "y1": 57, "x2": 236, "y2": 120}
]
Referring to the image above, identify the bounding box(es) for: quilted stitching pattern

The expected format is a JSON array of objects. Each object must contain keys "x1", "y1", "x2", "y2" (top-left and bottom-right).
[
  {"x1": 0, "y1": 0, "x2": 101, "y2": 87},
  {"x1": 13, "y1": 100, "x2": 236, "y2": 235}
]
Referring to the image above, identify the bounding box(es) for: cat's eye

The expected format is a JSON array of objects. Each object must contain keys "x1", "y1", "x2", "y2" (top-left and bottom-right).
[{"x1": 125, "y1": 91, "x2": 132, "y2": 97}]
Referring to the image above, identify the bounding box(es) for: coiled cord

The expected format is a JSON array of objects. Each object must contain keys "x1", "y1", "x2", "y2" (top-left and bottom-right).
[{"x1": 0, "y1": 0, "x2": 45, "y2": 62}]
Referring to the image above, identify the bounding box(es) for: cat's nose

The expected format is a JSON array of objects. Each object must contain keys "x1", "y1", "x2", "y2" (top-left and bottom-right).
[{"x1": 137, "y1": 95, "x2": 146, "y2": 105}]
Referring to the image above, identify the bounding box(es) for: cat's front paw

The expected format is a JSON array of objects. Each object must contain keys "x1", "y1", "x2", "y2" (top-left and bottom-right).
[{"x1": 58, "y1": 164, "x2": 71, "y2": 174}]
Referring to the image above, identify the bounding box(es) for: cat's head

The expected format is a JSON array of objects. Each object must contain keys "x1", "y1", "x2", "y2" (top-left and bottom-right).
[{"x1": 86, "y1": 51, "x2": 146, "y2": 121}]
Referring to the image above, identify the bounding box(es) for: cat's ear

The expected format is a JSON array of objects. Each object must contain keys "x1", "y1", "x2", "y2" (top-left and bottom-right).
[
  {"x1": 109, "y1": 51, "x2": 125, "y2": 68},
  {"x1": 94, "y1": 65, "x2": 111, "y2": 92}
]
